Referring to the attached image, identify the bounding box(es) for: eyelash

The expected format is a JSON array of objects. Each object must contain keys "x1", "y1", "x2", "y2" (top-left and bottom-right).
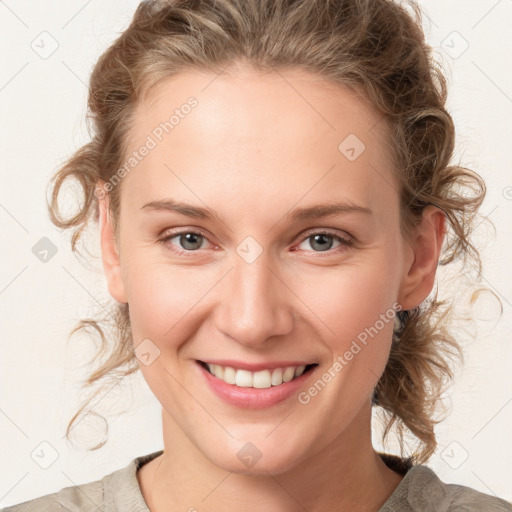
[{"x1": 157, "y1": 228, "x2": 354, "y2": 256}]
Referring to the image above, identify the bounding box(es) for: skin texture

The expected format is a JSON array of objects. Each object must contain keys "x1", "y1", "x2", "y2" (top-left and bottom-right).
[{"x1": 99, "y1": 68, "x2": 446, "y2": 511}]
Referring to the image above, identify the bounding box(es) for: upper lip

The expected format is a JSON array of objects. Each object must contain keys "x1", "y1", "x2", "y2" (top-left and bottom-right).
[{"x1": 198, "y1": 359, "x2": 317, "y2": 372}]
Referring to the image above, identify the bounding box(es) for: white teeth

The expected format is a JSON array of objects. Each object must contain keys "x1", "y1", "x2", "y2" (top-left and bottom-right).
[
  {"x1": 271, "y1": 368, "x2": 282, "y2": 386},
  {"x1": 295, "y1": 365, "x2": 306, "y2": 377},
  {"x1": 223, "y1": 366, "x2": 236, "y2": 384},
  {"x1": 212, "y1": 364, "x2": 224, "y2": 379},
  {"x1": 235, "y1": 369, "x2": 253, "y2": 387},
  {"x1": 282, "y1": 367, "x2": 296, "y2": 383},
  {"x1": 253, "y1": 370, "x2": 272, "y2": 389},
  {"x1": 205, "y1": 363, "x2": 312, "y2": 388}
]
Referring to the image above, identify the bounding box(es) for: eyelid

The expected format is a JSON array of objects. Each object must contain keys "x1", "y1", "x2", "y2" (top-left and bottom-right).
[
  {"x1": 159, "y1": 226, "x2": 211, "y2": 240},
  {"x1": 297, "y1": 227, "x2": 353, "y2": 244}
]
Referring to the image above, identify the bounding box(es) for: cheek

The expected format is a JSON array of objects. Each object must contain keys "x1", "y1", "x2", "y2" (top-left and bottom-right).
[
  {"x1": 292, "y1": 263, "x2": 399, "y2": 413},
  {"x1": 294, "y1": 254, "x2": 400, "y2": 359},
  {"x1": 120, "y1": 254, "x2": 207, "y2": 344},
  {"x1": 123, "y1": 233, "x2": 403, "y2": 352}
]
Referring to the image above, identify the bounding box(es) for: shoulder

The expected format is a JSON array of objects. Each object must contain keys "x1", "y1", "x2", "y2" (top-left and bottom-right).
[
  {"x1": 380, "y1": 464, "x2": 512, "y2": 511},
  {"x1": 0, "y1": 450, "x2": 163, "y2": 512},
  {"x1": 0, "y1": 478, "x2": 103, "y2": 512}
]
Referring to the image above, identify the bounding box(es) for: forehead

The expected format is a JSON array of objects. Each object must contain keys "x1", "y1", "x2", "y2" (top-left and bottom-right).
[{"x1": 121, "y1": 67, "x2": 398, "y2": 221}]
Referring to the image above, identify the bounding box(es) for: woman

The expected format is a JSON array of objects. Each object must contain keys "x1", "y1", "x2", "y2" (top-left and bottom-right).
[{"x1": 3, "y1": 0, "x2": 511, "y2": 510}]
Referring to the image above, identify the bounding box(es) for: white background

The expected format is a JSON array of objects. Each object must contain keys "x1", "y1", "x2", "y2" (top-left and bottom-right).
[{"x1": 1, "y1": 0, "x2": 511, "y2": 507}]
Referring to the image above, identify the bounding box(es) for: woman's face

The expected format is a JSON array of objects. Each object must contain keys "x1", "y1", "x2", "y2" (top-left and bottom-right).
[{"x1": 100, "y1": 68, "x2": 436, "y2": 474}]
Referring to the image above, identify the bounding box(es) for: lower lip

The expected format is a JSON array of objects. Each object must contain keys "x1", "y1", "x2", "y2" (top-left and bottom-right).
[{"x1": 196, "y1": 361, "x2": 317, "y2": 409}]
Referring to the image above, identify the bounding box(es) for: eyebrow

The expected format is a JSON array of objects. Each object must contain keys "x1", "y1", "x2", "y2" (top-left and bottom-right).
[{"x1": 140, "y1": 199, "x2": 372, "y2": 221}]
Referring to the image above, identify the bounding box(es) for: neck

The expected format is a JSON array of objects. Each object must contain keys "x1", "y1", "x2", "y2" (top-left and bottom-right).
[{"x1": 138, "y1": 403, "x2": 404, "y2": 512}]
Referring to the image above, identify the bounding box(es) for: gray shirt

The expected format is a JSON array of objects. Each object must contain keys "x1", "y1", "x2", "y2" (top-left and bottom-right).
[{"x1": 2, "y1": 450, "x2": 511, "y2": 511}]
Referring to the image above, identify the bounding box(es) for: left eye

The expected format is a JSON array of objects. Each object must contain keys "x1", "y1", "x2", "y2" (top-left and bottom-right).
[{"x1": 296, "y1": 232, "x2": 353, "y2": 253}]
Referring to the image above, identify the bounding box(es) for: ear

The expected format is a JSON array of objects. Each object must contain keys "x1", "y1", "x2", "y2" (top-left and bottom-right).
[
  {"x1": 97, "y1": 185, "x2": 127, "y2": 304},
  {"x1": 397, "y1": 205, "x2": 446, "y2": 311}
]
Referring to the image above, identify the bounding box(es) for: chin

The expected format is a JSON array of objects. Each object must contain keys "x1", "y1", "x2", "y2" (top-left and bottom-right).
[{"x1": 203, "y1": 436, "x2": 309, "y2": 476}]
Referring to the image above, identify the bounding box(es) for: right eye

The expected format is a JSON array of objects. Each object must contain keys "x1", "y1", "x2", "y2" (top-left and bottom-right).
[{"x1": 158, "y1": 229, "x2": 214, "y2": 255}]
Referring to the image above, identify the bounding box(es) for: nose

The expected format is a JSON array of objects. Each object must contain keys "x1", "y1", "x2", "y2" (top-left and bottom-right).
[{"x1": 214, "y1": 253, "x2": 295, "y2": 348}]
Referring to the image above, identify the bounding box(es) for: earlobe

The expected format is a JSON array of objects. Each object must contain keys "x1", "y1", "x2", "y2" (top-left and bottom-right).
[
  {"x1": 397, "y1": 206, "x2": 446, "y2": 311},
  {"x1": 98, "y1": 189, "x2": 127, "y2": 304}
]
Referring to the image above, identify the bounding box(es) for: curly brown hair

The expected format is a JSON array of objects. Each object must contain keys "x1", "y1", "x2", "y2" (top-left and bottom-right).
[{"x1": 48, "y1": 0, "x2": 489, "y2": 462}]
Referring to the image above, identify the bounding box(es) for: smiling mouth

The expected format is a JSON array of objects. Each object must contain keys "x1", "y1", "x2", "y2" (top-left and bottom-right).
[{"x1": 197, "y1": 361, "x2": 318, "y2": 388}]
